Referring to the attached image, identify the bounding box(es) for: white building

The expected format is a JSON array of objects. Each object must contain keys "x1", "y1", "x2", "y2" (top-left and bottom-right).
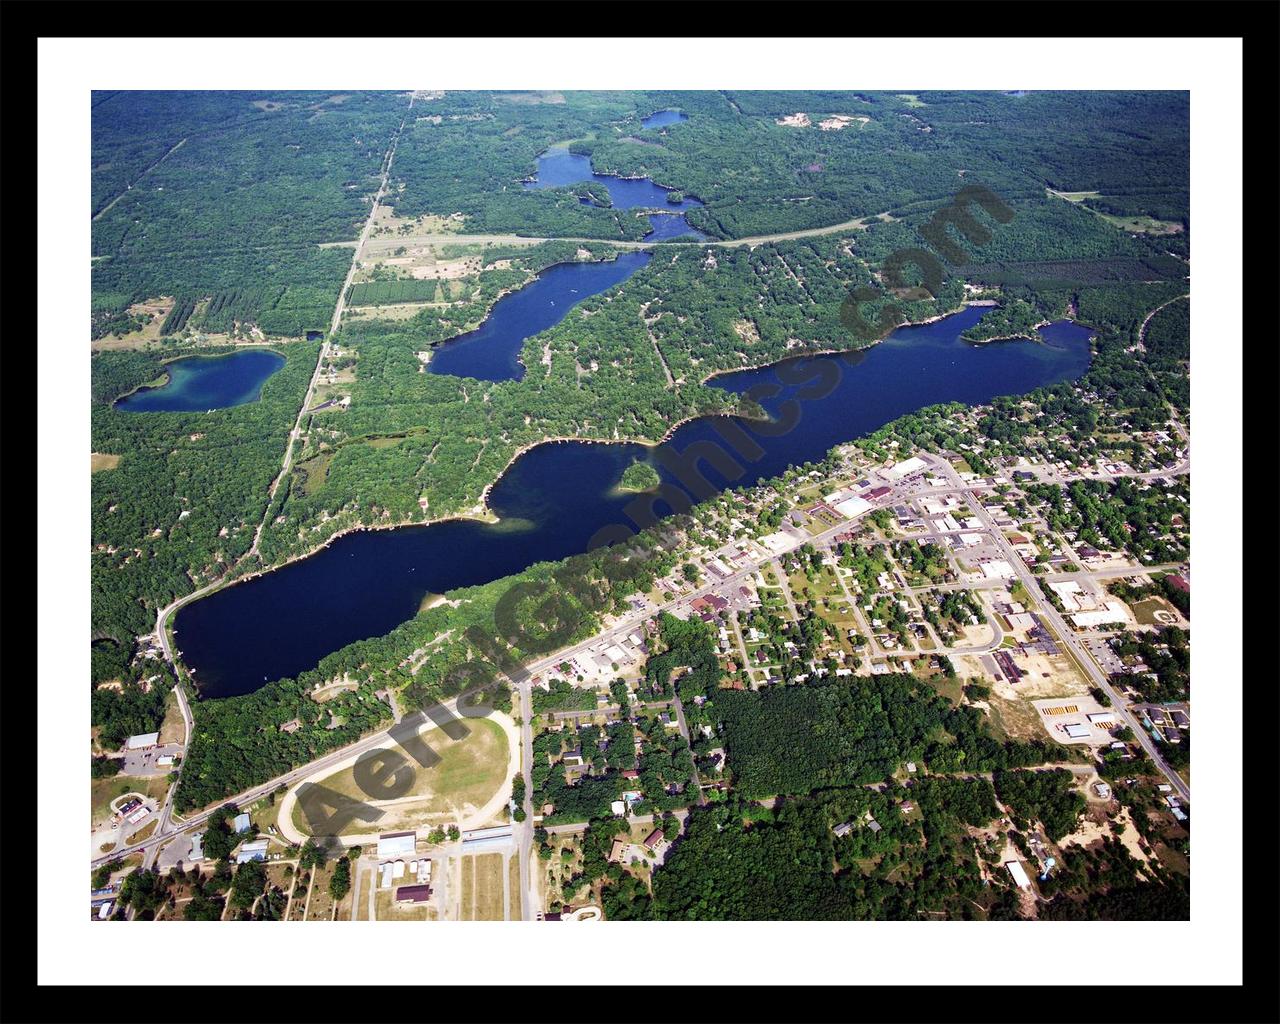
[
  {"x1": 1005, "y1": 859, "x2": 1032, "y2": 890},
  {"x1": 376, "y1": 831, "x2": 417, "y2": 859},
  {"x1": 125, "y1": 732, "x2": 160, "y2": 751}
]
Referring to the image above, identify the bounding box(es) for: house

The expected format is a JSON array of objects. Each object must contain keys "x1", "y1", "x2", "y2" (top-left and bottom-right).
[
  {"x1": 395, "y1": 884, "x2": 433, "y2": 904},
  {"x1": 832, "y1": 822, "x2": 853, "y2": 838},
  {"x1": 643, "y1": 828, "x2": 664, "y2": 850},
  {"x1": 1093, "y1": 782, "x2": 1112, "y2": 800},
  {"x1": 608, "y1": 839, "x2": 629, "y2": 864},
  {"x1": 279, "y1": 718, "x2": 302, "y2": 734},
  {"x1": 232, "y1": 813, "x2": 253, "y2": 834},
  {"x1": 621, "y1": 769, "x2": 640, "y2": 780},
  {"x1": 866, "y1": 818, "x2": 882, "y2": 833},
  {"x1": 610, "y1": 800, "x2": 627, "y2": 817}
]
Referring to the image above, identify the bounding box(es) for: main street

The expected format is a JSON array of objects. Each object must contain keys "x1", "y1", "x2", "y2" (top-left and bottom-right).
[{"x1": 932, "y1": 457, "x2": 1192, "y2": 805}]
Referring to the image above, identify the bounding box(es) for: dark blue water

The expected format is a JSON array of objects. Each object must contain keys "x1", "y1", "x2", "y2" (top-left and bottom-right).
[
  {"x1": 523, "y1": 146, "x2": 706, "y2": 241},
  {"x1": 176, "y1": 308, "x2": 1092, "y2": 697},
  {"x1": 114, "y1": 350, "x2": 285, "y2": 412},
  {"x1": 641, "y1": 109, "x2": 688, "y2": 129},
  {"x1": 428, "y1": 252, "x2": 652, "y2": 382}
]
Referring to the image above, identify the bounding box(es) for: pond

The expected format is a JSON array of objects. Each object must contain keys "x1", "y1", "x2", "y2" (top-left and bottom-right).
[
  {"x1": 114, "y1": 350, "x2": 286, "y2": 413},
  {"x1": 427, "y1": 252, "x2": 652, "y2": 382},
  {"x1": 641, "y1": 109, "x2": 688, "y2": 129},
  {"x1": 175, "y1": 307, "x2": 1093, "y2": 697},
  {"x1": 522, "y1": 145, "x2": 706, "y2": 241}
]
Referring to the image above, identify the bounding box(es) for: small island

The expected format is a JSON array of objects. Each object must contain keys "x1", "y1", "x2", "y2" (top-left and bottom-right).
[
  {"x1": 961, "y1": 299, "x2": 1046, "y2": 343},
  {"x1": 619, "y1": 459, "x2": 661, "y2": 492},
  {"x1": 666, "y1": 190, "x2": 685, "y2": 204}
]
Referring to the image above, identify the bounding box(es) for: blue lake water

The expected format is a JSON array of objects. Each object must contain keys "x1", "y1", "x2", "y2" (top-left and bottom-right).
[
  {"x1": 114, "y1": 350, "x2": 285, "y2": 413},
  {"x1": 523, "y1": 146, "x2": 706, "y2": 241},
  {"x1": 176, "y1": 307, "x2": 1093, "y2": 697},
  {"x1": 641, "y1": 109, "x2": 688, "y2": 129},
  {"x1": 428, "y1": 252, "x2": 652, "y2": 382}
]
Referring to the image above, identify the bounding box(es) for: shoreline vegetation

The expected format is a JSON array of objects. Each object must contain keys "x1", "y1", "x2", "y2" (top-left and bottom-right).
[{"x1": 164, "y1": 302, "x2": 1069, "y2": 671}]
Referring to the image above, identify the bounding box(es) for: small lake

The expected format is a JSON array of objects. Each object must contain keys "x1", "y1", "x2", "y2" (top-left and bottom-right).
[
  {"x1": 114, "y1": 350, "x2": 285, "y2": 413},
  {"x1": 522, "y1": 146, "x2": 707, "y2": 241},
  {"x1": 427, "y1": 252, "x2": 652, "y2": 382},
  {"x1": 641, "y1": 109, "x2": 688, "y2": 129},
  {"x1": 175, "y1": 307, "x2": 1093, "y2": 697}
]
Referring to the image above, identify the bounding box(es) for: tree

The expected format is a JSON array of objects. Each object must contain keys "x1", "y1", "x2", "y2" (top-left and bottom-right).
[{"x1": 329, "y1": 857, "x2": 352, "y2": 901}]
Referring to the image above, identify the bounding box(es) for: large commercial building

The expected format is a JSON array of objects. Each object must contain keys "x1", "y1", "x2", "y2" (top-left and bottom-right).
[{"x1": 376, "y1": 831, "x2": 417, "y2": 859}]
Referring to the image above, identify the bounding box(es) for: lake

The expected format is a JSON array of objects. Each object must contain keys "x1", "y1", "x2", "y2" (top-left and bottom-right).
[
  {"x1": 522, "y1": 145, "x2": 706, "y2": 241},
  {"x1": 175, "y1": 307, "x2": 1093, "y2": 697},
  {"x1": 427, "y1": 252, "x2": 652, "y2": 382},
  {"x1": 641, "y1": 109, "x2": 688, "y2": 129},
  {"x1": 114, "y1": 350, "x2": 285, "y2": 413}
]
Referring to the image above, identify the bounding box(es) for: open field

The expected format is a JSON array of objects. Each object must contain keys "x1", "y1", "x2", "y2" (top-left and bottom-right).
[
  {"x1": 91, "y1": 452, "x2": 121, "y2": 472},
  {"x1": 157, "y1": 690, "x2": 186, "y2": 744},
  {"x1": 470, "y1": 852, "x2": 507, "y2": 921},
  {"x1": 288, "y1": 714, "x2": 515, "y2": 838}
]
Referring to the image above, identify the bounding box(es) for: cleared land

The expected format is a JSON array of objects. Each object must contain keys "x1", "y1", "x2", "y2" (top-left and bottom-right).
[{"x1": 288, "y1": 715, "x2": 513, "y2": 837}]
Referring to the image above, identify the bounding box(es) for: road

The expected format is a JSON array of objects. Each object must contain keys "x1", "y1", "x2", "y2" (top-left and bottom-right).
[
  {"x1": 933, "y1": 458, "x2": 1191, "y2": 805},
  {"x1": 248, "y1": 96, "x2": 413, "y2": 560},
  {"x1": 110, "y1": 451, "x2": 1191, "y2": 874},
  {"x1": 150, "y1": 95, "x2": 417, "y2": 656},
  {"x1": 353, "y1": 211, "x2": 891, "y2": 257}
]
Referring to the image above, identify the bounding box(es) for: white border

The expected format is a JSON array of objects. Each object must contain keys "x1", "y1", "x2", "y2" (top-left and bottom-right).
[{"x1": 39, "y1": 36, "x2": 1241, "y2": 987}]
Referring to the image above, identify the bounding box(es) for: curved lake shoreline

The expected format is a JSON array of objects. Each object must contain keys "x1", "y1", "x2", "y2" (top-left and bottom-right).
[
  {"x1": 175, "y1": 306, "x2": 1094, "y2": 698},
  {"x1": 114, "y1": 349, "x2": 286, "y2": 413}
]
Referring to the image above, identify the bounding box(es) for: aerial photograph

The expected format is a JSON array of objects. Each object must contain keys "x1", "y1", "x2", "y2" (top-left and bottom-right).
[{"x1": 86, "y1": 86, "x2": 1196, "y2": 926}]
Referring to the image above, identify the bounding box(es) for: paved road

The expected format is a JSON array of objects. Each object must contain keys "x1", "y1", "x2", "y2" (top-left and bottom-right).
[
  {"x1": 110, "y1": 452, "x2": 1190, "y2": 871},
  {"x1": 935, "y1": 458, "x2": 1191, "y2": 805}
]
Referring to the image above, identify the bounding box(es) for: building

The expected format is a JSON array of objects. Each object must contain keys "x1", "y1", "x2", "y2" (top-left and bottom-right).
[
  {"x1": 643, "y1": 828, "x2": 664, "y2": 850},
  {"x1": 156, "y1": 754, "x2": 175, "y2": 767},
  {"x1": 235, "y1": 839, "x2": 269, "y2": 864},
  {"x1": 834, "y1": 495, "x2": 872, "y2": 519},
  {"x1": 1087, "y1": 712, "x2": 1118, "y2": 726},
  {"x1": 232, "y1": 813, "x2": 252, "y2": 834},
  {"x1": 832, "y1": 822, "x2": 853, "y2": 838},
  {"x1": 1005, "y1": 859, "x2": 1032, "y2": 890},
  {"x1": 1063, "y1": 722, "x2": 1091, "y2": 739},
  {"x1": 885, "y1": 456, "x2": 927, "y2": 480},
  {"x1": 395, "y1": 884, "x2": 433, "y2": 904},
  {"x1": 376, "y1": 831, "x2": 417, "y2": 859},
  {"x1": 1093, "y1": 782, "x2": 1112, "y2": 800},
  {"x1": 610, "y1": 800, "x2": 627, "y2": 817},
  {"x1": 189, "y1": 833, "x2": 205, "y2": 862},
  {"x1": 125, "y1": 732, "x2": 160, "y2": 751}
]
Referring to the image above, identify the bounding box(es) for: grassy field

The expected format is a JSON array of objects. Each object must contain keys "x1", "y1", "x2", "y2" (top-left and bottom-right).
[
  {"x1": 292, "y1": 716, "x2": 510, "y2": 836},
  {"x1": 1129, "y1": 596, "x2": 1180, "y2": 626},
  {"x1": 91, "y1": 452, "x2": 121, "y2": 472},
  {"x1": 460, "y1": 855, "x2": 475, "y2": 921},
  {"x1": 508, "y1": 853, "x2": 522, "y2": 921},
  {"x1": 125, "y1": 819, "x2": 159, "y2": 845},
  {"x1": 472, "y1": 853, "x2": 507, "y2": 921}
]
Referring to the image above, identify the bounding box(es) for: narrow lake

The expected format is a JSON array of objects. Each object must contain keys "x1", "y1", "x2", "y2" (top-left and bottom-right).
[
  {"x1": 114, "y1": 350, "x2": 285, "y2": 413},
  {"x1": 176, "y1": 307, "x2": 1093, "y2": 698},
  {"x1": 428, "y1": 252, "x2": 652, "y2": 382},
  {"x1": 522, "y1": 145, "x2": 706, "y2": 241}
]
